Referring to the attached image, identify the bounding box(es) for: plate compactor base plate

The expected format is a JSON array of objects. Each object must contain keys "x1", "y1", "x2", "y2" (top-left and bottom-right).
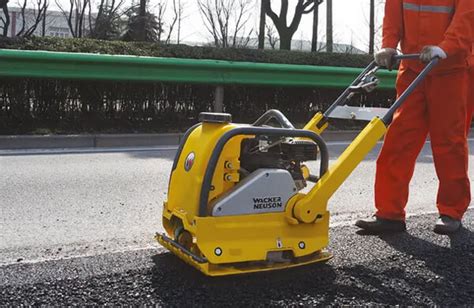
[{"x1": 156, "y1": 233, "x2": 333, "y2": 277}]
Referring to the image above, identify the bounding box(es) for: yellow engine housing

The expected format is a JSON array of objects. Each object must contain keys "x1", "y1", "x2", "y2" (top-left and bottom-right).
[{"x1": 158, "y1": 118, "x2": 333, "y2": 276}]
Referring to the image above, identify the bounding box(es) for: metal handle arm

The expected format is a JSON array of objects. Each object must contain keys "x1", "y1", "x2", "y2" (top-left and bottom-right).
[
  {"x1": 381, "y1": 56, "x2": 439, "y2": 124},
  {"x1": 322, "y1": 53, "x2": 438, "y2": 125},
  {"x1": 322, "y1": 61, "x2": 379, "y2": 119},
  {"x1": 253, "y1": 109, "x2": 295, "y2": 129}
]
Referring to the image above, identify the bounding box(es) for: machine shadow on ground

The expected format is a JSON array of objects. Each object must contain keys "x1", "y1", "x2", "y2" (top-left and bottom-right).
[{"x1": 150, "y1": 254, "x2": 341, "y2": 306}]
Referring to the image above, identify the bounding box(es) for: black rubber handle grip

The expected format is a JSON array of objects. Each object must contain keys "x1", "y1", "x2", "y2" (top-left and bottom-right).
[{"x1": 392, "y1": 53, "x2": 421, "y2": 61}]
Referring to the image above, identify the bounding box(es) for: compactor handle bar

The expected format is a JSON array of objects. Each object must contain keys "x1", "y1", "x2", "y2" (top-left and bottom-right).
[
  {"x1": 392, "y1": 53, "x2": 422, "y2": 60},
  {"x1": 382, "y1": 54, "x2": 439, "y2": 123},
  {"x1": 323, "y1": 54, "x2": 439, "y2": 125}
]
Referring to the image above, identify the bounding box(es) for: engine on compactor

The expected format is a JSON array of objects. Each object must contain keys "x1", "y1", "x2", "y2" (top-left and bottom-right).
[{"x1": 239, "y1": 135, "x2": 319, "y2": 190}]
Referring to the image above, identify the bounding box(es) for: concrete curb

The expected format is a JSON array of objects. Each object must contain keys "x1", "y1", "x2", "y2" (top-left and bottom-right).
[
  {"x1": 1, "y1": 129, "x2": 472, "y2": 150},
  {"x1": 0, "y1": 131, "x2": 357, "y2": 150},
  {"x1": 0, "y1": 133, "x2": 184, "y2": 150}
]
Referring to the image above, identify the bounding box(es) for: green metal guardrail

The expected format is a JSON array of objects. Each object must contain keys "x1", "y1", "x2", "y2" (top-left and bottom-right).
[{"x1": 0, "y1": 49, "x2": 397, "y2": 89}]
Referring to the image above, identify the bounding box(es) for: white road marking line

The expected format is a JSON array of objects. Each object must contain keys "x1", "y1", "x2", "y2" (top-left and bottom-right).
[
  {"x1": 331, "y1": 207, "x2": 473, "y2": 227},
  {"x1": 0, "y1": 146, "x2": 179, "y2": 156},
  {"x1": 0, "y1": 244, "x2": 164, "y2": 267}
]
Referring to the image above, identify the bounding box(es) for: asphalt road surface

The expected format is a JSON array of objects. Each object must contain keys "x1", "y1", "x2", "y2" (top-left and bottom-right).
[{"x1": 1, "y1": 139, "x2": 473, "y2": 305}]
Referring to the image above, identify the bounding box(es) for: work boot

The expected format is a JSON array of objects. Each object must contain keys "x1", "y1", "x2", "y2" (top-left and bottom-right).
[
  {"x1": 434, "y1": 215, "x2": 462, "y2": 235},
  {"x1": 355, "y1": 215, "x2": 406, "y2": 234}
]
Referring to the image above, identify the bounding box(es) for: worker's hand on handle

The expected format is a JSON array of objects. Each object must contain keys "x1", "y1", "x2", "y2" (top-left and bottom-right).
[
  {"x1": 420, "y1": 46, "x2": 447, "y2": 63},
  {"x1": 374, "y1": 48, "x2": 398, "y2": 70}
]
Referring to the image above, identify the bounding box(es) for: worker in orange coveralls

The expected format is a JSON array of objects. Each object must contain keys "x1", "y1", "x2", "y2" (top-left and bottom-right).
[{"x1": 356, "y1": 0, "x2": 474, "y2": 234}]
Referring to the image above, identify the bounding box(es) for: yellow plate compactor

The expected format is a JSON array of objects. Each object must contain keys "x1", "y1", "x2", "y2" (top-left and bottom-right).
[{"x1": 156, "y1": 55, "x2": 438, "y2": 276}]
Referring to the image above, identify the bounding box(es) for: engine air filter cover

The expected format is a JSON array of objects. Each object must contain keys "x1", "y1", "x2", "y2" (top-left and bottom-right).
[{"x1": 199, "y1": 112, "x2": 232, "y2": 124}]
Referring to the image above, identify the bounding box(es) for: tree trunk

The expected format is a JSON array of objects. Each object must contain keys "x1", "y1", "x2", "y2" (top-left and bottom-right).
[
  {"x1": 258, "y1": 0, "x2": 265, "y2": 49},
  {"x1": 2, "y1": 4, "x2": 9, "y2": 37},
  {"x1": 139, "y1": 0, "x2": 146, "y2": 19},
  {"x1": 264, "y1": 0, "x2": 315, "y2": 51},
  {"x1": 369, "y1": 0, "x2": 375, "y2": 55},
  {"x1": 139, "y1": 0, "x2": 146, "y2": 41},
  {"x1": 177, "y1": 0, "x2": 181, "y2": 44},
  {"x1": 279, "y1": 30, "x2": 292, "y2": 50},
  {"x1": 311, "y1": 3, "x2": 319, "y2": 52},
  {"x1": 41, "y1": 10, "x2": 46, "y2": 36},
  {"x1": 326, "y1": 0, "x2": 333, "y2": 52}
]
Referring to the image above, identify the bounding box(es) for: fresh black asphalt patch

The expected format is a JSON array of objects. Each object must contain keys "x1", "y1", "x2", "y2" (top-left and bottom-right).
[{"x1": 1, "y1": 210, "x2": 472, "y2": 306}]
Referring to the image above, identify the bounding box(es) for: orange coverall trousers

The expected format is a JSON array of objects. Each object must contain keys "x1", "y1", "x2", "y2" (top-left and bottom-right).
[
  {"x1": 375, "y1": 68, "x2": 470, "y2": 221},
  {"x1": 467, "y1": 64, "x2": 473, "y2": 136}
]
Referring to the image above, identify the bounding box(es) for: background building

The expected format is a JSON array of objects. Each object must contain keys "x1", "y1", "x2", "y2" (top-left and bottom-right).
[{"x1": 1, "y1": 6, "x2": 90, "y2": 38}]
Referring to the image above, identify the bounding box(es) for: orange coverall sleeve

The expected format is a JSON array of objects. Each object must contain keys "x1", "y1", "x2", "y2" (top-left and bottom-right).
[
  {"x1": 439, "y1": 0, "x2": 474, "y2": 56},
  {"x1": 382, "y1": 0, "x2": 404, "y2": 49}
]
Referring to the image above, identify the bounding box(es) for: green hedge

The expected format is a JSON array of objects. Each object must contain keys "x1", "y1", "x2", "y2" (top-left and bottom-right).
[
  {"x1": 0, "y1": 37, "x2": 394, "y2": 135},
  {"x1": 0, "y1": 36, "x2": 374, "y2": 67}
]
